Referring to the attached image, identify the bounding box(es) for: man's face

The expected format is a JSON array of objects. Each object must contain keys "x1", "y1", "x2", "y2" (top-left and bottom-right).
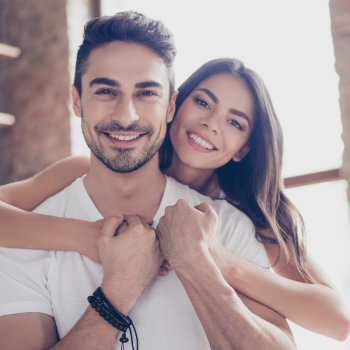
[{"x1": 72, "y1": 41, "x2": 176, "y2": 173}]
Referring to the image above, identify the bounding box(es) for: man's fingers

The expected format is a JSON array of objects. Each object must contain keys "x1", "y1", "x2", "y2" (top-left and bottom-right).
[
  {"x1": 117, "y1": 215, "x2": 154, "y2": 236},
  {"x1": 101, "y1": 216, "x2": 124, "y2": 238},
  {"x1": 158, "y1": 267, "x2": 169, "y2": 276},
  {"x1": 163, "y1": 261, "x2": 173, "y2": 271},
  {"x1": 155, "y1": 226, "x2": 162, "y2": 239},
  {"x1": 194, "y1": 202, "x2": 212, "y2": 214},
  {"x1": 123, "y1": 214, "x2": 144, "y2": 226},
  {"x1": 194, "y1": 202, "x2": 218, "y2": 224}
]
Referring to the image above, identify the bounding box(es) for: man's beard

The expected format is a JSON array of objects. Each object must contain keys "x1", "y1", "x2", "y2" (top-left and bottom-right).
[{"x1": 81, "y1": 111, "x2": 166, "y2": 173}]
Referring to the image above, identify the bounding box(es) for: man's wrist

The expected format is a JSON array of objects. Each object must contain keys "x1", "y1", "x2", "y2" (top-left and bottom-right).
[
  {"x1": 88, "y1": 287, "x2": 139, "y2": 349},
  {"x1": 100, "y1": 282, "x2": 137, "y2": 315},
  {"x1": 173, "y1": 247, "x2": 215, "y2": 277}
]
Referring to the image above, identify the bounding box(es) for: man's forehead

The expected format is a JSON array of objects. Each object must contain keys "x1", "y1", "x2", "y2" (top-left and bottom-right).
[
  {"x1": 82, "y1": 41, "x2": 170, "y2": 89},
  {"x1": 88, "y1": 77, "x2": 163, "y2": 90}
]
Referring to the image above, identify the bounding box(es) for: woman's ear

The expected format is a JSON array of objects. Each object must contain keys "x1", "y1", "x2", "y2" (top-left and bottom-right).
[
  {"x1": 232, "y1": 143, "x2": 250, "y2": 162},
  {"x1": 72, "y1": 85, "x2": 82, "y2": 118},
  {"x1": 166, "y1": 91, "x2": 178, "y2": 123}
]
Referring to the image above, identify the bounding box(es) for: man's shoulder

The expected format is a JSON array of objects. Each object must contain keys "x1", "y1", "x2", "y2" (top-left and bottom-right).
[
  {"x1": 33, "y1": 177, "x2": 82, "y2": 213},
  {"x1": 166, "y1": 176, "x2": 249, "y2": 220},
  {"x1": 32, "y1": 176, "x2": 101, "y2": 221},
  {"x1": 165, "y1": 176, "x2": 213, "y2": 203}
]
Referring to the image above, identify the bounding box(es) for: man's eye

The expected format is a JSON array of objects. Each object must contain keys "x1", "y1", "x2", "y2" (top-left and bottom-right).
[
  {"x1": 96, "y1": 89, "x2": 113, "y2": 95},
  {"x1": 139, "y1": 90, "x2": 156, "y2": 97},
  {"x1": 194, "y1": 97, "x2": 210, "y2": 109}
]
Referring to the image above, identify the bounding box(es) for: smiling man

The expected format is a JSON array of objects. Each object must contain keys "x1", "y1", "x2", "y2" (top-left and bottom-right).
[
  {"x1": 78, "y1": 41, "x2": 172, "y2": 175},
  {"x1": 0, "y1": 11, "x2": 296, "y2": 350}
]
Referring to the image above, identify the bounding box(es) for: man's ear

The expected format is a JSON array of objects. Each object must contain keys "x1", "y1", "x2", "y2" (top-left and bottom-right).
[
  {"x1": 72, "y1": 85, "x2": 82, "y2": 118},
  {"x1": 232, "y1": 143, "x2": 250, "y2": 162},
  {"x1": 166, "y1": 91, "x2": 178, "y2": 123}
]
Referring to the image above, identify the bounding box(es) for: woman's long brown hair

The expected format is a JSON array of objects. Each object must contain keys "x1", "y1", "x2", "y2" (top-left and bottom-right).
[{"x1": 160, "y1": 58, "x2": 312, "y2": 282}]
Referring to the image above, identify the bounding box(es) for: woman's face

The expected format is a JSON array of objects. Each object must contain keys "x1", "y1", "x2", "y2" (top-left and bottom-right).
[{"x1": 169, "y1": 72, "x2": 256, "y2": 170}]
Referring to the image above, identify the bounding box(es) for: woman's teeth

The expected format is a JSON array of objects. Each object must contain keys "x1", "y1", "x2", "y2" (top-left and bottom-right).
[{"x1": 189, "y1": 133, "x2": 214, "y2": 150}]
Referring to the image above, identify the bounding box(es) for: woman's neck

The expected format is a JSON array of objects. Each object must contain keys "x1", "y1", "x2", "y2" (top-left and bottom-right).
[{"x1": 165, "y1": 153, "x2": 221, "y2": 199}]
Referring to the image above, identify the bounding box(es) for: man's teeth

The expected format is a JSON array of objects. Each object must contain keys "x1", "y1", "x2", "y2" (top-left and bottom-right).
[
  {"x1": 189, "y1": 133, "x2": 214, "y2": 150},
  {"x1": 108, "y1": 133, "x2": 139, "y2": 141}
]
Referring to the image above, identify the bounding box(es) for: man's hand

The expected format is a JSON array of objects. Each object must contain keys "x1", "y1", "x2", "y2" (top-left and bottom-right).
[
  {"x1": 156, "y1": 200, "x2": 221, "y2": 271},
  {"x1": 99, "y1": 215, "x2": 163, "y2": 314}
]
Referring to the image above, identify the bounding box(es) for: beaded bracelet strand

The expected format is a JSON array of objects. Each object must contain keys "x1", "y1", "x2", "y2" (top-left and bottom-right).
[{"x1": 88, "y1": 287, "x2": 138, "y2": 350}]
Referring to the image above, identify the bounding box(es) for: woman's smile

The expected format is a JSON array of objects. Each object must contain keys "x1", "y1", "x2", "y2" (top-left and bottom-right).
[{"x1": 186, "y1": 131, "x2": 217, "y2": 152}]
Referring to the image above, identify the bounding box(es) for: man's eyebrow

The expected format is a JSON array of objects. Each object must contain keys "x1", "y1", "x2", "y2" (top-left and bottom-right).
[
  {"x1": 195, "y1": 87, "x2": 251, "y2": 125},
  {"x1": 89, "y1": 77, "x2": 120, "y2": 87},
  {"x1": 135, "y1": 81, "x2": 163, "y2": 89}
]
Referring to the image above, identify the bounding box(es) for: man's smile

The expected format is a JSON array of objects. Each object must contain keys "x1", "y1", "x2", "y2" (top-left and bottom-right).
[
  {"x1": 106, "y1": 132, "x2": 144, "y2": 141},
  {"x1": 102, "y1": 131, "x2": 147, "y2": 147}
]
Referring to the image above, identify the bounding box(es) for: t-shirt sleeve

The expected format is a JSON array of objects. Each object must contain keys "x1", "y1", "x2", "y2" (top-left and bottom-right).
[
  {"x1": 0, "y1": 247, "x2": 53, "y2": 317},
  {"x1": 214, "y1": 200, "x2": 269, "y2": 269}
]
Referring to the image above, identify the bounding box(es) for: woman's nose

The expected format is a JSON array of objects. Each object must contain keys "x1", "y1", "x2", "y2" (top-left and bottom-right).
[{"x1": 199, "y1": 116, "x2": 219, "y2": 135}]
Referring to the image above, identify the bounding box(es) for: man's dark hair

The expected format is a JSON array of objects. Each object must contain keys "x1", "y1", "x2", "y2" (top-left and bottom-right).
[{"x1": 74, "y1": 11, "x2": 176, "y2": 96}]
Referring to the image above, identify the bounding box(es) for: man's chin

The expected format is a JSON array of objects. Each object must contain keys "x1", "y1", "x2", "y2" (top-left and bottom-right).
[{"x1": 95, "y1": 153, "x2": 156, "y2": 174}]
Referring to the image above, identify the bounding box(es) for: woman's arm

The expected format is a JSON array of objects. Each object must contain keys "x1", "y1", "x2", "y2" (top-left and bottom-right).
[
  {"x1": 0, "y1": 156, "x2": 101, "y2": 262},
  {"x1": 0, "y1": 155, "x2": 90, "y2": 210},
  {"x1": 212, "y1": 242, "x2": 350, "y2": 341}
]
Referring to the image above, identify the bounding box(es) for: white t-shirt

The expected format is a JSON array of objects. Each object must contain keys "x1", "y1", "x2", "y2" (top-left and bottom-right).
[{"x1": 0, "y1": 176, "x2": 268, "y2": 350}]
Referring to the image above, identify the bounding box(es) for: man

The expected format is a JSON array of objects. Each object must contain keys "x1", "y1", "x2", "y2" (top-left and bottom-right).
[{"x1": 0, "y1": 11, "x2": 296, "y2": 350}]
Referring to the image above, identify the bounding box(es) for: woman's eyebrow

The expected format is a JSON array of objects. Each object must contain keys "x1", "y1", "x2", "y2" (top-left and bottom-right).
[
  {"x1": 195, "y1": 88, "x2": 218, "y2": 103},
  {"x1": 195, "y1": 87, "x2": 251, "y2": 125},
  {"x1": 229, "y1": 108, "x2": 251, "y2": 126}
]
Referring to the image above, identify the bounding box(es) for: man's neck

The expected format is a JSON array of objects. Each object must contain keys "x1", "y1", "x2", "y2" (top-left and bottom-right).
[{"x1": 84, "y1": 155, "x2": 166, "y2": 222}]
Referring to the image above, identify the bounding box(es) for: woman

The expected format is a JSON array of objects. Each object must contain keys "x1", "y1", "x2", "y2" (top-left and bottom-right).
[{"x1": 1, "y1": 58, "x2": 349, "y2": 340}]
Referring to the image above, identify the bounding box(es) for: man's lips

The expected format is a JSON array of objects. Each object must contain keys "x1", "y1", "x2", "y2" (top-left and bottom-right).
[
  {"x1": 106, "y1": 132, "x2": 142, "y2": 141},
  {"x1": 102, "y1": 132, "x2": 146, "y2": 146},
  {"x1": 187, "y1": 132, "x2": 217, "y2": 151}
]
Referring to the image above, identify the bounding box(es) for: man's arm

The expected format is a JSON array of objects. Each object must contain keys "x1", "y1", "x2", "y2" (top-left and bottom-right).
[
  {"x1": 156, "y1": 200, "x2": 296, "y2": 350},
  {"x1": 0, "y1": 215, "x2": 163, "y2": 350},
  {"x1": 176, "y1": 251, "x2": 295, "y2": 350}
]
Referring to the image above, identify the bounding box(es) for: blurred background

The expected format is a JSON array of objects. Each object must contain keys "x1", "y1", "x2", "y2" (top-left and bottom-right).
[{"x1": 0, "y1": 0, "x2": 349, "y2": 348}]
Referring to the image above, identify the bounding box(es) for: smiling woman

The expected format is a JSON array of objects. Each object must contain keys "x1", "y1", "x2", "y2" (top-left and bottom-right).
[{"x1": 169, "y1": 72, "x2": 254, "y2": 175}]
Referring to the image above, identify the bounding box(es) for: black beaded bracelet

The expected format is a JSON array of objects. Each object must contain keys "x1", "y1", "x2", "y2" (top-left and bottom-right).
[{"x1": 88, "y1": 287, "x2": 138, "y2": 350}]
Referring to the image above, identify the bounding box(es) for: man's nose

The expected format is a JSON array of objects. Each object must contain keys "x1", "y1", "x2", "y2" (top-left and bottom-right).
[{"x1": 113, "y1": 98, "x2": 139, "y2": 126}]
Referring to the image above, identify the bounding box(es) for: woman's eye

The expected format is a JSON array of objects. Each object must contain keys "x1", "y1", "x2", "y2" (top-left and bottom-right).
[
  {"x1": 194, "y1": 97, "x2": 210, "y2": 109},
  {"x1": 229, "y1": 119, "x2": 242, "y2": 130}
]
